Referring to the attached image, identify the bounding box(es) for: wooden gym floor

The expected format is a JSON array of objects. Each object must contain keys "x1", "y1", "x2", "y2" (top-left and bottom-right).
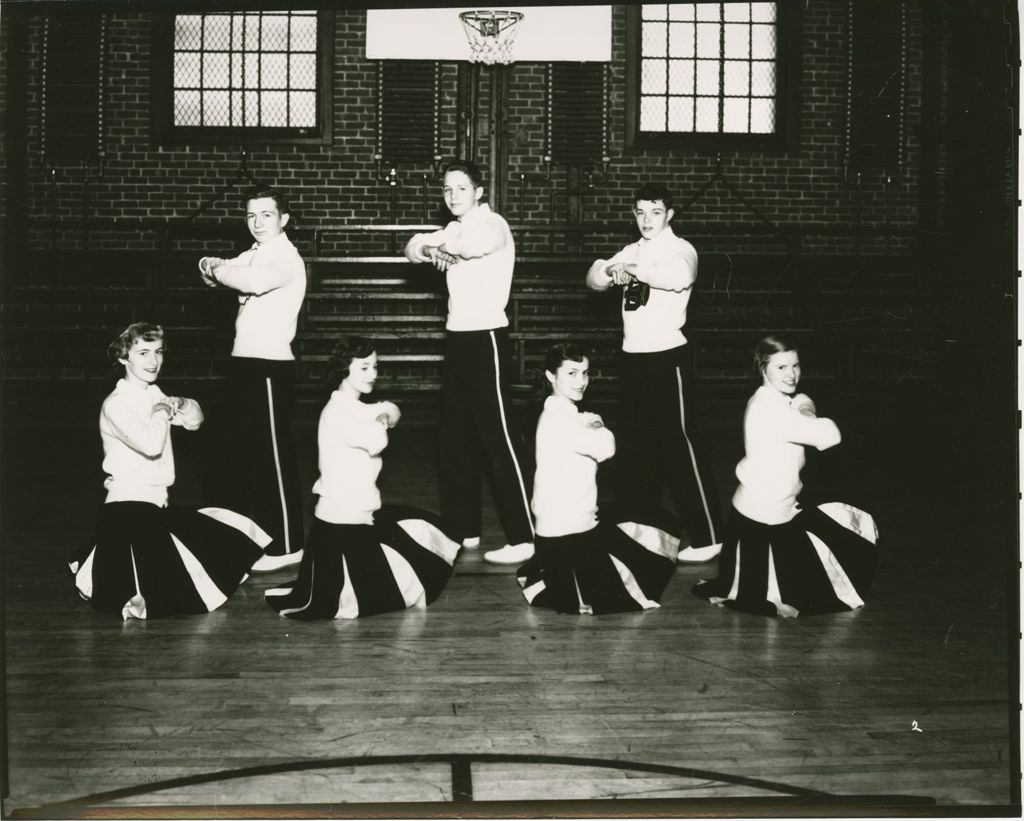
[{"x1": 0, "y1": 385, "x2": 1018, "y2": 819}]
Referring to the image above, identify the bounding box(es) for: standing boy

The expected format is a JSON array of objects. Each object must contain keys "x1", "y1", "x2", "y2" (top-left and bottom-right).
[
  {"x1": 199, "y1": 185, "x2": 307, "y2": 571},
  {"x1": 585, "y1": 183, "x2": 723, "y2": 562},
  {"x1": 404, "y1": 160, "x2": 534, "y2": 565}
]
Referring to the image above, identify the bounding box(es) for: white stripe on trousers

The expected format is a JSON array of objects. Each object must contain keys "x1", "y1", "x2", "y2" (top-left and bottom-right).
[
  {"x1": 674, "y1": 365, "x2": 718, "y2": 544},
  {"x1": 488, "y1": 331, "x2": 534, "y2": 539},
  {"x1": 265, "y1": 377, "x2": 292, "y2": 554}
]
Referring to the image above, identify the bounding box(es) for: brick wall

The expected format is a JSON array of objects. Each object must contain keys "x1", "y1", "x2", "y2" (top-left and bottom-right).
[{"x1": 11, "y1": 3, "x2": 936, "y2": 255}]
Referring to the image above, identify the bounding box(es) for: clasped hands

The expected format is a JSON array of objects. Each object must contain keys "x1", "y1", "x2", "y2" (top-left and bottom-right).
[
  {"x1": 605, "y1": 262, "x2": 637, "y2": 286},
  {"x1": 426, "y1": 245, "x2": 461, "y2": 273},
  {"x1": 152, "y1": 396, "x2": 186, "y2": 420},
  {"x1": 375, "y1": 401, "x2": 401, "y2": 429},
  {"x1": 199, "y1": 257, "x2": 227, "y2": 288}
]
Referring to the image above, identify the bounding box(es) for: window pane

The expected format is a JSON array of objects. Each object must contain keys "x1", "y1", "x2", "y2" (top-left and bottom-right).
[
  {"x1": 290, "y1": 54, "x2": 317, "y2": 90},
  {"x1": 203, "y1": 52, "x2": 230, "y2": 88},
  {"x1": 668, "y1": 3, "x2": 695, "y2": 21},
  {"x1": 695, "y1": 96, "x2": 718, "y2": 130},
  {"x1": 724, "y1": 60, "x2": 750, "y2": 95},
  {"x1": 723, "y1": 97, "x2": 749, "y2": 132},
  {"x1": 174, "y1": 53, "x2": 201, "y2": 87},
  {"x1": 174, "y1": 16, "x2": 202, "y2": 50},
  {"x1": 696, "y1": 3, "x2": 720, "y2": 21},
  {"x1": 695, "y1": 59, "x2": 719, "y2": 94},
  {"x1": 751, "y1": 62, "x2": 776, "y2": 95},
  {"x1": 751, "y1": 23, "x2": 776, "y2": 59},
  {"x1": 290, "y1": 91, "x2": 316, "y2": 127},
  {"x1": 695, "y1": 22, "x2": 721, "y2": 58},
  {"x1": 724, "y1": 3, "x2": 750, "y2": 22},
  {"x1": 261, "y1": 90, "x2": 288, "y2": 125},
  {"x1": 174, "y1": 90, "x2": 201, "y2": 125},
  {"x1": 724, "y1": 23, "x2": 750, "y2": 58},
  {"x1": 668, "y1": 22, "x2": 695, "y2": 58},
  {"x1": 203, "y1": 15, "x2": 231, "y2": 50},
  {"x1": 642, "y1": 22, "x2": 668, "y2": 57},
  {"x1": 668, "y1": 96, "x2": 694, "y2": 130},
  {"x1": 290, "y1": 15, "x2": 317, "y2": 50},
  {"x1": 244, "y1": 90, "x2": 260, "y2": 126},
  {"x1": 242, "y1": 14, "x2": 261, "y2": 50},
  {"x1": 750, "y1": 98, "x2": 775, "y2": 132},
  {"x1": 751, "y1": 3, "x2": 776, "y2": 23},
  {"x1": 203, "y1": 90, "x2": 230, "y2": 126},
  {"x1": 641, "y1": 59, "x2": 667, "y2": 94},
  {"x1": 261, "y1": 15, "x2": 290, "y2": 50},
  {"x1": 667, "y1": 59, "x2": 695, "y2": 94},
  {"x1": 642, "y1": 4, "x2": 668, "y2": 21},
  {"x1": 640, "y1": 96, "x2": 667, "y2": 130},
  {"x1": 261, "y1": 53, "x2": 289, "y2": 89}
]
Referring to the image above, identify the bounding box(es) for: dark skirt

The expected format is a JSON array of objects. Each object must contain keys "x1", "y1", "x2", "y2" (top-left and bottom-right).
[
  {"x1": 264, "y1": 504, "x2": 461, "y2": 620},
  {"x1": 692, "y1": 502, "x2": 878, "y2": 617},
  {"x1": 70, "y1": 502, "x2": 270, "y2": 620},
  {"x1": 515, "y1": 508, "x2": 680, "y2": 615}
]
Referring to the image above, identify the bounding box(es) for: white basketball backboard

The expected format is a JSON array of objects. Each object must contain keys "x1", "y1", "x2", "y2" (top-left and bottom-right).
[{"x1": 365, "y1": 6, "x2": 613, "y2": 62}]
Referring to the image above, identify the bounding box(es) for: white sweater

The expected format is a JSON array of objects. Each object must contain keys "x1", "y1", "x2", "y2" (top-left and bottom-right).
[
  {"x1": 405, "y1": 204, "x2": 514, "y2": 331},
  {"x1": 214, "y1": 232, "x2": 307, "y2": 360},
  {"x1": 100, "y1": 379, "x2": 203, "y2": 506},
  {"x1": 588, "y1": 227, "x2": 698, "y2": 353},
  {"x1": 732, "y1": 385, "x2": 842, "y2": 524},
  {"x1": 531, "y1": 394, "x2": 616, "y2": 538},
  {"x1": 312, "y1": 391, "x2": 392, "y2": 525}
]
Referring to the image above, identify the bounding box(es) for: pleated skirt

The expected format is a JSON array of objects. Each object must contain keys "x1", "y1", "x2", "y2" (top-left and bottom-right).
[
  {"x1": 692, "y1": 502, "x2": 878, "y2": 617},
  {"x1": 264, "y1": 504, "x2": 461, "y2": 620},
  {"x1": 69, "y1": 501, "x2": 271, "y2": 620},
  {"x1": 516, "y1": 508, "x2": 681, "y2": 615}
]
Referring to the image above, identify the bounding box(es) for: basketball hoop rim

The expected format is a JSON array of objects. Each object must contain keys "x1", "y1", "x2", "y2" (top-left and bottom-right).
[{"x1": 458, "y1": 9, "x2": 525, "y2": 33}]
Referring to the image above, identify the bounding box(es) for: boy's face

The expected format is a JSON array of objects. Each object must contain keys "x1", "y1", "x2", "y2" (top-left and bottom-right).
[
  {"x1": 633, "y1": 199, "x2": 673, "y2": 241},
  {"x1": 443, "y1": 170, "x2": 483, "y2": 219},
  {"x1": 246, "y1": 197, "x2": 289, "y2": 245},
  {"x1": 120, "y1": 337, "x2": 164, "y2": 387}
]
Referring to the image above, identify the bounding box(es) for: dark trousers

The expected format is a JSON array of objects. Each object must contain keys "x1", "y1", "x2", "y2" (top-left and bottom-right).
[
  {"x1": 614, "y1": 344, "x2": 724, "y2": 548},
  {"x1": 207, "y1": 357, "x2": 305, "y2": 556},
  {"x1": 439, "y1": 329, "x2": 534, "y2": 545}
]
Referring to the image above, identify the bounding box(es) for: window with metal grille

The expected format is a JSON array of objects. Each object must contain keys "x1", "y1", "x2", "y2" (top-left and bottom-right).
[
  {"x1": 153, "y1": 11, "x2": 332, "y2": 143},
  {"x1": 627, "y1": 2, "x2": 799, "y2": 150}
]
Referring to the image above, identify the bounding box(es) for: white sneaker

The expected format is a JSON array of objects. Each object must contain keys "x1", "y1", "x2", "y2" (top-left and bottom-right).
[
  {"x1": 677, "y1": 543, "x2": 722, "y2": 563},
  {"x1": 483, "y1": 542, "x2": 535, "y2": 565},
  {"x1": 461, "y1": 537, "x2": 481, "y2": 549},
  {"x1": 251, "y1": 549, "x2": 304, "y2": 573}
]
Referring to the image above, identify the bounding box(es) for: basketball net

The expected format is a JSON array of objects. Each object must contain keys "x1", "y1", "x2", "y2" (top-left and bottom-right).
[{"x1": 459, "y1": 10, "x2": 524, "y2": 65}]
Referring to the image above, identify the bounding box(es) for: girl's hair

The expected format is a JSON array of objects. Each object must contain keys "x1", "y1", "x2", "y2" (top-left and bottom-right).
[
  {"x1": 108, "y1": 322, "x2": 164, "y2": 362},
  {"x1": 325, "y1": 336, "x2": 375, "y2": 386},
  {"x1": 753, "y1": 335, "x2": 797, "y2": 376},
  {"x1": 443, "y1": 159, "x2": 484, "y2": 189}
]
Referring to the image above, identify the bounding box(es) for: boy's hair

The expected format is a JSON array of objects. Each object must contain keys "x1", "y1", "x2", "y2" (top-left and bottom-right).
[
  {"x1": 443, "y1": 159, "x2": 485, "y2": 189},
  {"x1": 108, "y1": 322, "x2": 164, "y2": 362},
  {"x1": 634, "y1": 183, "x2": 674, "y2": 212},
  {"x1": 326, "y1": 336, "x2": 376, "y2": 386},
  {"x1": 243, "y1": 184, "x2": 290, "y2": 216},
  {"x1": 753, "y1": 335, "x2": 797, "y2": 376}
]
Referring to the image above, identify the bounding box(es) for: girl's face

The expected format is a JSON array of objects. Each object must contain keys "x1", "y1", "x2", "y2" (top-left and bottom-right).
[
  {"x1": 762, "y1": 350, "x2": 800, "y2": 395},
  {"x1": 443, "y1": 170, "x2": 483, "y2": 219},
  {"x1": 342, "y1": 351, "x2": 378, "y2": 397},
  {"x1": 120, "y1": 337, "x2": 164, "y2": 387},
  {"x1": 546, "y1": 357, "x2": 590, "y2": 404}
]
